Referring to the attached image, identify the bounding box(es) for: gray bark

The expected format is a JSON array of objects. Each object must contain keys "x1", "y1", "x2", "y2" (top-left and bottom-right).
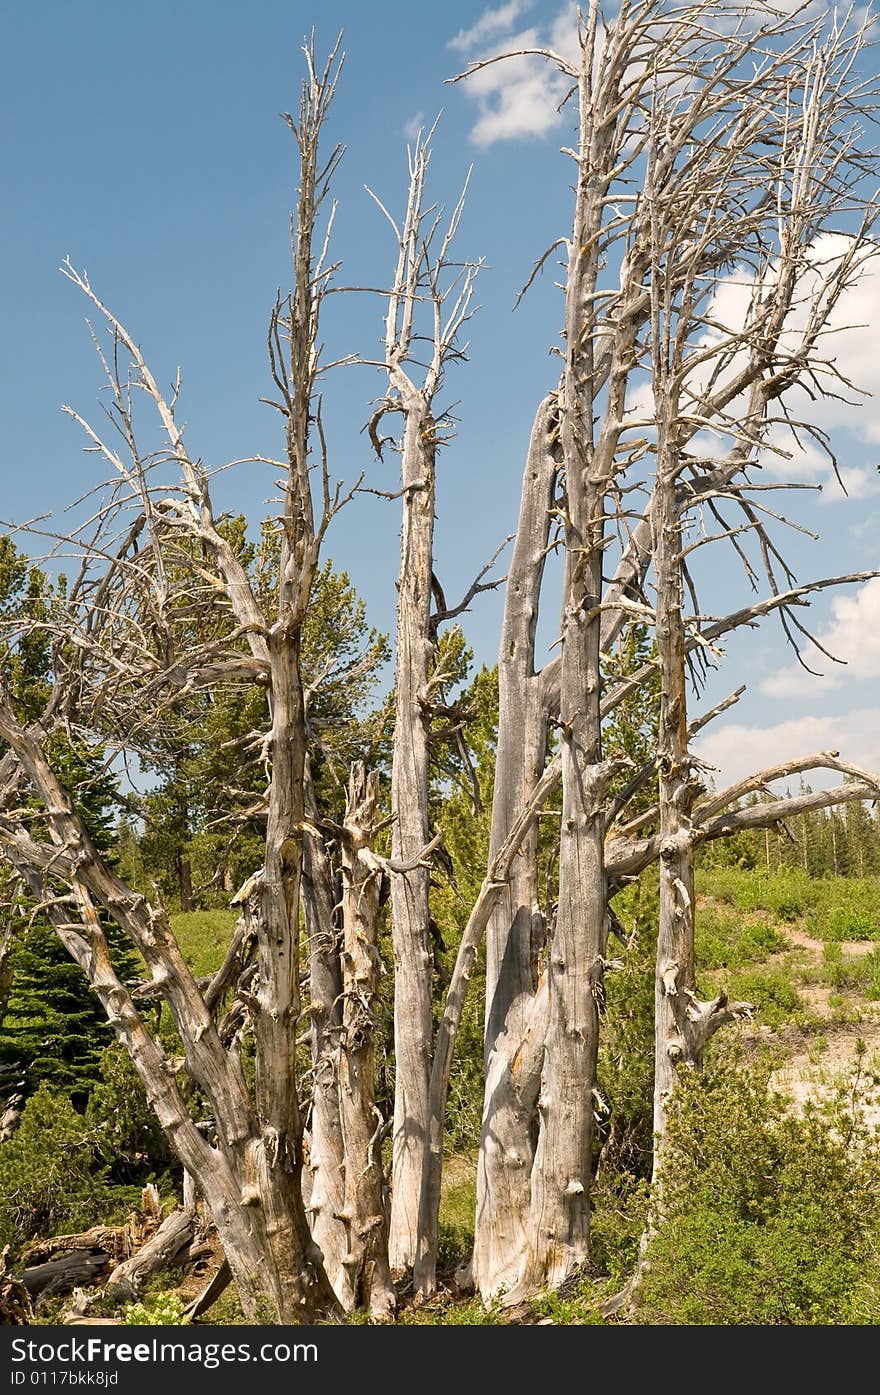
[
  {"x1": 104, "y1": 1210, "x2": 195, "y2": 1303},
  {"x1": 300, "y1": 772, "x2": 350, "y2": 1308},
  {"x1": 336, "y1": 764, "x2": 395, "y2": 1316},
  {"x1": 387, "y1": 405, "x2": 436, "y2": 1272},
  {"x1": 472, "y1": 397, "x2": 557, "y2": 1298}
]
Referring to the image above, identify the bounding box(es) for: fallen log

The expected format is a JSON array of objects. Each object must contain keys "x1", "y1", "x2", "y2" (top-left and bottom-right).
[
  {"x1": 21, "y1": 1187, "x2": 163, "y2": 1271},
  {"x1": 104, "y1": 1209, "x2": 194, "y2": 1303},
  {"x1": 22, "y1": 1226, "x2": 131, "y2": 1268},
  {"x1": 20, "y1": 1248, "x2": 112, "y2": 1301},
  {"x1": 182, "y1": 1259, "x2": 232, "y2": 1324}
]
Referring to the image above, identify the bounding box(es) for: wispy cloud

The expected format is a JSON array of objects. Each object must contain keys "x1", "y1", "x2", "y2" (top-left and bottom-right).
[
  {"x1": 448, "y1": 0, "x2": 533, "y2": 54},
  {"x1": 448, "y1": 4, "x2": 578, "y2": 148},
  {"x1": 403, "y1": 111, "x2": 426, "y2": 142},
  {"x1": 760, "y1": 577, "x2": 880, "y2": 698},
  {"x1": 695, "y1": 706, "x2": 880, "y2": 788}
]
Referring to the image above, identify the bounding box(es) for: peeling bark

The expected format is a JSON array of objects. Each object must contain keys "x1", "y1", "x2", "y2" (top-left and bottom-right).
[
  {"x1": 388, "y1": 406, "x2": 436, "y2": 1273},
  {"x1": 473, "y1": 396, "x2": 557, "y2": 1299},
  {"x1": 336, "y1": 764, "x2": 395, "y2": 1316}
]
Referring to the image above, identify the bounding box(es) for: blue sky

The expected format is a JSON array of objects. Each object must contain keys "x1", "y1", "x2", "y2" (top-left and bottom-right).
[{"x1": 2, "y1": 0, "x2": 878, "y2": 788}]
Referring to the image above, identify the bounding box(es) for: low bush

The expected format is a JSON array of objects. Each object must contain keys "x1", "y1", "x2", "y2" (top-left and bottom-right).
[
  {"x1": 696, "y1": 906, "x2": 786, "y2": 969},
  {"x1": 0, "y1": 1085, "x2": 121, "y2": 1253},
  {"x1": 636, "y1": 1055, "x2": 880, "y2": 1324},
  {"x1": 805, "y1": 881, "x2": 880, "y2": 942},
  {"x1": 121, "y1": 1292, "x2": 187, "y2": 1326},
  {"x1": 724, "y1": 968, "x2": 807, "y2": 1030},
  {"x1": 699, "y1": 867, "x2": 818, "y2": 922}
]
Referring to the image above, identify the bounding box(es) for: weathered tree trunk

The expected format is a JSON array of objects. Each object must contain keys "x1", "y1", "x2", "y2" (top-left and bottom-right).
[
  {"x1": 21, "y1": 1250, "x2": 112, "y2": 1303},
  {"x1": 335, "y1": 764, "x2": 395, "y2": 1316},
  {"x1": 650, "y1": 404, "x2": 754, "y2": 1175},
  {"x1": 388, "y1": 404, "x2": 436, "y2": 1273},
  {"x1": 515, "y1": 102, "x2": 610, "y2": 1294},
  {"x1": 104, "y1": 1209, "x2": 194, "y2": 1303},
  {"x1": 301, "y1": 772, "x2": 350, "y2": 1309},
  {"x1": 652, "y1": 410, "x2": 700, "y2": 1158},
  {"x1": 415, "y1": 756, "x2": 562, "y2": 1296},
  {"x1": 472, "y1": 397, "x2": 557, "y2": 1299}
]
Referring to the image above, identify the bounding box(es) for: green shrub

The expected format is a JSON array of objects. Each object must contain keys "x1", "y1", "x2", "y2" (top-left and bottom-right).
[
  {"x1": 595, "y1": 881, "x2": 658, "y2": 1182},
  {"x1": 437, "y1": 1163, "x2": 476, "y2": 1271},
  {"x1": 167, "y1": 911, "x2": 238, "y2": 977},
  {"x1": 636, "y1": 1057, "x2": 880, "y2": 1324},
  {"x1": 699, "y1": 867, "x2": 817, "y2": 921},
  {"x1": 724, "y1": 968, "x2": 806, "y2": 1030},
  {"x1": 0, "y1": 1085, "x2": 116, "y2": 1252},
  {"x1": 805, "y1": 881, "x2": 880, "y2": 942},
  {"x1": 86, "y1": 1045, "x2": 177, "y2": 1186},
  {"x1": 700, "y1": 868, "x2": 880, "y2": 943},
  {"x1": 121, "y1": 1292, "x2": 187, "y2": 1326},
  {"x1": 589, "y1": 1173, "x2": 650, "y2": 1284},
  {"x1": 696, "y1": 906, "x2": 786, "y2": 969}
]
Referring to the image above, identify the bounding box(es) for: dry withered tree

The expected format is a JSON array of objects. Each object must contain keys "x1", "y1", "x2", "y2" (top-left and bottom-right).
[{"x1": 1, "y1": 1, "x2": 879, "y2": 1324}]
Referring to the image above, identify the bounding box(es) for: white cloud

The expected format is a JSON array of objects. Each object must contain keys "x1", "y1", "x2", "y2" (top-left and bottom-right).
[
  {"x1": 673, "y1": 235, "x2": 880, "y2": 497},
  {"x1": 403, "y1": 111, "x2": 426, "y2": 142},
  {"x1": 695, "y1": 706, "x2": 880, "y2": 789},
  {"x1": 449, "y1": 5, "x2": 578, "y2": 147},
  {"x1": 711, "y1": 0, "x2": 871, "y2": 29},
  {"x1": 450, "y1": 2, "x2": 872, "y2": 149},
  {"x1": 761, "y1": 576, "x2": 880, "y2": 697},
  {"x1": 448, "y1": 1, "x2": 533, "y2": 54}
]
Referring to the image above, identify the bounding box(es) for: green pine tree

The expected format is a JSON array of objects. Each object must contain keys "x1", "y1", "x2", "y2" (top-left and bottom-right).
[{"x1": 0, "y1": 739, "x2": 141, "y2": 1108}]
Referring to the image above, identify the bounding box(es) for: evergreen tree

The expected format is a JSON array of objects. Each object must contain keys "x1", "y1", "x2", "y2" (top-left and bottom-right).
[
  {"x1": 0, "y1": 740, "x2": 141, "y2": 1108},
  {"x1": 134, "y1": 521, "x2": 389, "y2": 906},
  {"x1": 602, "y1": 623, "x2": 661, "y2": 823}
]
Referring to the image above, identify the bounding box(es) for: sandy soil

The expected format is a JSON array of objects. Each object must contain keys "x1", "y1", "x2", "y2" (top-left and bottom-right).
[{"x1": 766, "y1": 923, "x2": 880, "y2": 1127}]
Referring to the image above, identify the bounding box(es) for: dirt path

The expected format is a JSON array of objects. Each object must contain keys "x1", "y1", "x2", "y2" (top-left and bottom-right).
[{"x1": 767, "y1": 921, "x2": 880, "y2": 1125}]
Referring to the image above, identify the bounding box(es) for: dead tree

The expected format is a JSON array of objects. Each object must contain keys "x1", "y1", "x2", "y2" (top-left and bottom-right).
[
  {"x1": 367, "y1": 135, "x2": 481, "y2": 1273},
  {"x1": 635, "y1": 5, "x2": 880, "y2": 1229},
  {"x1": 0, "y1": 39, "x2": 350, "y2": 1323},
  {"x1": 333, "y1": 764, "x2": 395, "y2": 1316},
  {"x1": 438, "y1": 0, "x2": 880, "y2": 1304},
  {"x1": 2, "y1": 4, "x2": 880, "y2": 1324}
]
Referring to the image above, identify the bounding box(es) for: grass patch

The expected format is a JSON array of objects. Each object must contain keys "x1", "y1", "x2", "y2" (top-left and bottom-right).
[
  {"x1": 698, "y1": 867, "x2": 818, "y2": 921},
  {"x1": 699, "y1": 868, "x2": 880, "y2": 943},
  {"x1": 169, "y1": 910, "x2": 238, "y2": 976},
  {"x1": 805, "y1": 882, "x2": 880, "y2": 942},
  {"x1": 822, "y1": 942, "x2": 880, "y2": 999},
  {"x1": 437, "y1": 1156, "x2": 476, "y2": 1272}
]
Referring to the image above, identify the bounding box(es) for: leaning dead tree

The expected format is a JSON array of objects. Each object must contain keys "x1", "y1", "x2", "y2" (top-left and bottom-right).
[{"x1": 2, "y1": 2, "x2": 880, "y2": 1324}]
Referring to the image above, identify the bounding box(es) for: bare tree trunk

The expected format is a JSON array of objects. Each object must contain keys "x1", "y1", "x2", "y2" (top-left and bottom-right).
[
  {"x1": 336, "y1": 764, "x2": 395, "y2": 1316},
  {"x1": 1, "y1": 821, "x2": 323, "y2": 1321},
  {"x1": 371, "y1": 133, "x2": 479, "y2": 1275},
  {"x1": 651, "y1": 408, "x2": 700, "y2": 1161},
  {"x1": 515, "y1": 47, "x2": 611, "y2": 1291},
  {"x1": 300, "y1": 773, "x2": 350, "y2": 1308},
  {"x1": 388, "y1": 407, "x2": 436, "y2": 1273},
  {"x1": 472, "y1": 397, "x2": 557, "y2": 1298}
]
